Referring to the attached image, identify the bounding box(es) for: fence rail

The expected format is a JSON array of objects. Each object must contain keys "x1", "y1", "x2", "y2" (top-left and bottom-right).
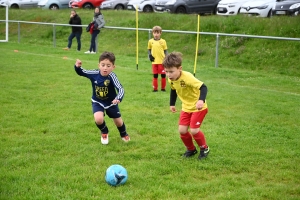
[{"x1": 1, "y1": 20, "x2": 300, "y2": 67}]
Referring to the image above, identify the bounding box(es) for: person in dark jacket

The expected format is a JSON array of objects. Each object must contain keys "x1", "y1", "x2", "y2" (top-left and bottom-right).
[
  {"x1": 63, "y1": 10, "x2": 82, "y2": 51},
  {"x1": 85, "y1": 7, "x2": 105, "y2": 54}
]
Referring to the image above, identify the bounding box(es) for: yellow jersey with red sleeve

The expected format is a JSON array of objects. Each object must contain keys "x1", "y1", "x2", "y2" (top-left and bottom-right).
[
  {"x1": 147, "y1": 38, "x2": 167, "y2": 64},
  {"x1": 169, "y1": 71, "x2": 207, "y2": 112}
]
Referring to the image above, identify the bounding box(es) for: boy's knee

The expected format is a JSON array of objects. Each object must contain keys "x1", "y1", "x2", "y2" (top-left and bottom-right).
[
  {"x1": 94, "y1": 114, "x2": 104, "y2": 125},
  {"x1": 190, "y1": 128, "x2": 200, "y2": 135},
  {"x1": 95, "y1": 118, "x2": 104, "y2": 125}
]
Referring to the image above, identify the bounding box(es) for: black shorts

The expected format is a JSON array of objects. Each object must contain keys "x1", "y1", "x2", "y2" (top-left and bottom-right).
[{"x1": 92, "y1": 102, "x2": 121, "y2": 118}]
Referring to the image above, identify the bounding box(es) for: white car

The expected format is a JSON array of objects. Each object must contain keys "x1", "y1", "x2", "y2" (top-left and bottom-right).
[
  {"x1": 100, "y1": 0, "x2": 129, "y2": 9},
  {"x1": 0, "y1": 0, "x2": 8, "y2": 6},
  {"x1": 127, "y1": 0, "x2": 156, "y2": 12},
  {"x1": 240, "y1": 0, "x2": 276, "y2": 17},
  {"x1": 6, "y1": 0, "x2": 40, "y2": 8},
  {"x1": 38, "y1": 0, "x2": 70, "y2": 9},
  {"x1": 217, "y1": 0, "x2": 250, "y2": 15}
]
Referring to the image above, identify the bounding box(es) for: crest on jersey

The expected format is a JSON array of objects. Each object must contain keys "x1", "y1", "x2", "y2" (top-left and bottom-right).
[
  {"x1": 104, "y1": 79, "x2": 110, "y2": 86},
  {"x1": 180, "y1": 80, "x2": 186, "y2": 88}
]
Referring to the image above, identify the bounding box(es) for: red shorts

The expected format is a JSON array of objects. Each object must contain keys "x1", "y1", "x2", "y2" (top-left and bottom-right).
[
  {"x1": 179, "y1": 109, "x2": 208, "y2": 128},
  {"x1": 152, "y1": 64, "x2": 165, "y2": 74}
]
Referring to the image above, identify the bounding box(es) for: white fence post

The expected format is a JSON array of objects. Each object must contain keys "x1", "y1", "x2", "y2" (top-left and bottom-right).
[{"x1": 215, "y1": 33, "x2": 219, "y2": 68}]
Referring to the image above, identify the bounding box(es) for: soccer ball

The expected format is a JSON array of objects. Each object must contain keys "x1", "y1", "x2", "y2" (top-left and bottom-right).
[{"x1": 105, "y1": 164, "x2": 128, "y2": 186}]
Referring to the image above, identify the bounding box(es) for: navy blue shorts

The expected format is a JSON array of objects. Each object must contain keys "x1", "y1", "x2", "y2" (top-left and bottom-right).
[{"x1": 92, "y1": 102, "x2": 121, "y2": 118}]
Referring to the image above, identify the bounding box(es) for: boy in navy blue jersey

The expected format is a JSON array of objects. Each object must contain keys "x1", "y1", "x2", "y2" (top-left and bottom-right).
[{"x1": 75, "y1": 51, "x2": 130, "y2": 144}]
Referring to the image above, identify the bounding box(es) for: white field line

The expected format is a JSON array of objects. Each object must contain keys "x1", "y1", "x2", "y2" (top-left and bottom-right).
[{"x1": 219, "y1": 81, "x2": 300, "y2": 96}]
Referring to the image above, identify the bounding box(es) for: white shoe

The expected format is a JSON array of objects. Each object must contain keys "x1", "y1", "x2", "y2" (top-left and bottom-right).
[
  {"x1": 101, "y1": 134, "x2": 109, "y2": 145},
  {"x1": 101, "y1": 134, "x2": 108, "y2": 144},
  {"x1": 121, "y1": 135, "x2": 130, "y2": 143},
  {"x1": 90, "y1": 51, "x2": 96, "y2": 54},
  {"x1": 84, "y1": 51, "x2": 91, "y2": 54}
]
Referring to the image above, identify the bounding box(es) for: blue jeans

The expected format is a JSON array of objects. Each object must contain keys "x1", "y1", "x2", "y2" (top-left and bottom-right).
[
  {"x1": 67, "y1": 32, "x2": 82, "y2": 51},
  {"x1": 89, "y1": 30, "x2": 100, "y2": 52}
]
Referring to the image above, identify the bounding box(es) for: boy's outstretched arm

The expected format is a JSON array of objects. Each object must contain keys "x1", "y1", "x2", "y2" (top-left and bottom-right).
[{"x1": 75, "y1": 59, "x2": 82, "y2": 68}]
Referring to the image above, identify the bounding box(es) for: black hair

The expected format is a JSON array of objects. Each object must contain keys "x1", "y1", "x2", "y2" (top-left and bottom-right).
[{"x1": 99, "y1": 51, "x2": 115, "y2": 64}]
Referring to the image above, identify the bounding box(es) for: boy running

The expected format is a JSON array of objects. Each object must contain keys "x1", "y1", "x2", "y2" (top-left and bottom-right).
[
  {"x1": 74, "y1": 51, "x2": 130, "y2": 144},
  {"x1": 163, "y1": 52, "x2": 209, "y2": 160}
]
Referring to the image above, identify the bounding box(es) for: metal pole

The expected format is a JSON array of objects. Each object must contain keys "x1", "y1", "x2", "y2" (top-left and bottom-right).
[
  {"x1": 18, "y1": 22, "x2": 20, "y2": 43},
  {"x1": 135, "y1": 5, "x2": 138, "y2": 70},
  {"x1": 53, "y1": 24, "x2": 56, "y2": 47},
  {"x1": 215, "y1": 33, "x2": 219, "y2": 68},
  {"x1": 5, "y1": 5, "x2": 8, "y2": 42}
]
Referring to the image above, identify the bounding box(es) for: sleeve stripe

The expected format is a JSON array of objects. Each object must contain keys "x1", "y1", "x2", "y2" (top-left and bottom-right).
[
  {"x1": 110, "y1": 72, "x2": 124, "y2": 100},
  {"x1": 82, "y1": 69, "x2": 99, "y2": 74}
]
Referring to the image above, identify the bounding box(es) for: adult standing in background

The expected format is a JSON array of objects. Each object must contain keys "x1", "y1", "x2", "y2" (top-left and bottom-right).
[
  {"x1": 63, "y1": 10, "x2": 82, "y2": 51},
  {"x1": 85, "y1": 7, "x2": 105, "y2": 54}
]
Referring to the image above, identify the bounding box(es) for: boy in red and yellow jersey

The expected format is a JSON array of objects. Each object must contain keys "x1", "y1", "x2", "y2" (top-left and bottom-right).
[
  {"x1": 147, "y1": 26, "x2": 168, "y2": 92},
  {"x1": 163, "y1": 52, "x2": 209, "y2": 160}
]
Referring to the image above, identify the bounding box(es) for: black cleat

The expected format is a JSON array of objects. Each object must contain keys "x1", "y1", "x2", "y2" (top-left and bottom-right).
[
  {"x1": 183, "y1": 149, "x2": 198, "y2": 158},
  {"x1": 198, "y1": 146, "x2": 209, "y2": 160}
]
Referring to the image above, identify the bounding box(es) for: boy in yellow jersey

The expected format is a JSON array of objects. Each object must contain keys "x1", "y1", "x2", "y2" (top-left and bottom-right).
[
  {"x1": 163, "y1": 52, "x2": 209, "y2": 160},
  {"x1": 147, "y1": 26, "x2": 168, "y2": 92}
]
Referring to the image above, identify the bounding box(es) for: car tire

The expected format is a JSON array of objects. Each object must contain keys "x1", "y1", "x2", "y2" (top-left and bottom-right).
[
  {"x1": 10, "y1": 4, "x2": 19, "y2": 8},
  {"x1": 49, "y1": 4, "x2": 59, "y2": 9},
  {"x1": 83, "y1": 3, "x2": 93, "y2": 9},
  {"x1": 115, "y1": 4, "x2": 124, "y2": 10},
  {"x1": 267, "y1": 9, "x2": 272, "y2": 17},
  {"x1": 143, "y1": 5, "x2": 153, "y2": 12},
  {"x1": 213, "y1": 6, "x2": 217, "y2": 15},
  {"x1": 175, "y1": 6, "x2": 186, "y2": 14}
]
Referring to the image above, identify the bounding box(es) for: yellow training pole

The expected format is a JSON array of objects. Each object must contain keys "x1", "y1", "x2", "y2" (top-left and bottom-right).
[
  {"x1": 193, "y1": 14, "x2": 200, "y2": 76},
  {"x1": 136, "y1": 5, "x2": 139, "y2": 70}
]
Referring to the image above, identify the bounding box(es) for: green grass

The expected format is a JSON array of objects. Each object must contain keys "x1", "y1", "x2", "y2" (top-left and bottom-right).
[{"x1": 1, "y1": 9, "x2": 300, "y2": 200}]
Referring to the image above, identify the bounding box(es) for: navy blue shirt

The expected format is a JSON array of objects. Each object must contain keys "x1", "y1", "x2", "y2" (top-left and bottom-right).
[{"x1": 75, "y1": 66, "x2": 124, "y2": 108}]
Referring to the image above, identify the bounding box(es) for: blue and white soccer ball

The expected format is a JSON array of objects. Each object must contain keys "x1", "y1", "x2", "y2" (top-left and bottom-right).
[{"x1": 105, "y1": 164, "x2": 128, "y2": 186}]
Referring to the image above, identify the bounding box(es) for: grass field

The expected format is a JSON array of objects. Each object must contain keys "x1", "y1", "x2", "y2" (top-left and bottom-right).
[
  {"x1": 1, "y1": 42, "x2": 299, "y2": 199},
  {"x1": 1, "y1": 9, "x2": 300, "y2": 200}
]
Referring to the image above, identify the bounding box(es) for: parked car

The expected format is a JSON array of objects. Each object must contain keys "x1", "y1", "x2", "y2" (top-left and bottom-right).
[
  {"x1": 272, "y1": 0, "x2": 300, "y2": 16},
  {"x1": 127, "y1": 0, "x2": 156, "y2": 12},
  {"x1": 71, "y1": 0, "x2": 105, "y2": 8},
  {"x1": 5, "y1": 0, "x2": 39, "y2": 8},
  {"x1": 38, "y1": 0, "x2": 70, "y2": 9},
  {"x1": 68, "y1": 0, "x2": 74, "y2": 7},
  {"x1": 240, "y1": 0, "x2": 276, "y2": 17},
  {"x1": 100, "y1": 0, "x2": 128, "y2": 9},
  {"x1": 217, "y1": 0, "x2": 250, "y2": 15},
  {"x1": 154, "y1": 0, "x2": 169, "y2": 12},
  {"x1": 162, "y1": 0, "x2": 221, "y2": 14},
  {"x1": 0, "y1": 0, "x2": 8, "y2": 6}
]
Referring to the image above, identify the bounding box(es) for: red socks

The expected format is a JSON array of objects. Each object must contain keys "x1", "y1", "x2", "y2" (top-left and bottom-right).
[
  {"x1": 152, "y1": 78, "x2": 158, "y2": 90},
  {"x1": 161, "y1": 77, "x2": 166, "y2": 90},
  {"x1": 180, "y1": 132, "x2": 195, "y2": 150},
  {"x1": 152, "y1": 77, "x2": 166, "y2": 90},
  {"x1": 192, "y1": 131, "x2": 208, "y2": 149}
]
